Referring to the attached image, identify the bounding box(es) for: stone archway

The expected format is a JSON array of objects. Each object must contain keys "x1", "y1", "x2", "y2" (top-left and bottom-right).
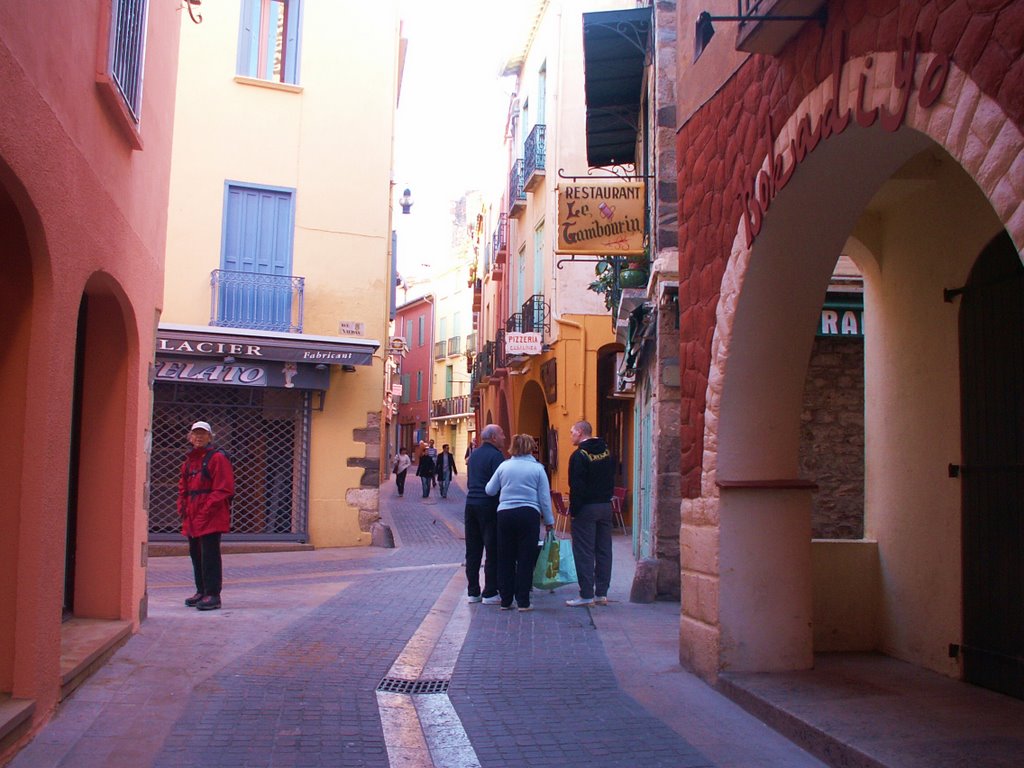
[{"x1": 685, "y1": 57, "x2": 1023, "y2": 679}]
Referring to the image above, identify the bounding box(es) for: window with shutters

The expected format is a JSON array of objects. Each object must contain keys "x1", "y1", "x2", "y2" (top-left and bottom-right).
[
  {"x1": 237, "y1": 0, "x2": 303, "y2": 85},
  {"x1": 217, "y1": 182, "x2": 297, "y2": 331},
  {"x1": 401, "y1": 374, "x2": 411, "y2": 404},
  {"x1": 416, "y1": 371, "x2": 423, "y2": 402}
]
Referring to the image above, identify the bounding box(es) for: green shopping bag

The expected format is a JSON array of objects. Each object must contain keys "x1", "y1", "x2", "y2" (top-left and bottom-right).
[{"x1": 533, "y1": 530, "x2": 577, "y2": 590}]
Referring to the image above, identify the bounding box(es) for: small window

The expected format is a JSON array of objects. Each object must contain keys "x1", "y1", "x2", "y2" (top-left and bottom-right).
[
  {"x1": 238, "y1": 0, "x2": 302, "y2": 84},
  {"x1": 108, "y1": 0, "x2": 149, "y2": 121},
  {"x1": 400, "y1": 374, "x2": 410, "y2": 404},
  {"x1": 416, "y1": 371, "x2": 423, "y2": 401},
  {"x1": 418, "y1": 315, "x2": 425, "y2": 347}
]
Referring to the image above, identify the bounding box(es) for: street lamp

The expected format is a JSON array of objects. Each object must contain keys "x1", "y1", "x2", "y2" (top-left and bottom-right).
[{"x1": 399, "y1": 188, "x2": 413, "y2": 215}]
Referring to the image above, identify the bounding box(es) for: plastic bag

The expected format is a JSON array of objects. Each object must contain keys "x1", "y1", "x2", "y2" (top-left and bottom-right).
[{"x1": 533, "y1": 530, "x2": 577, "y2": 590}]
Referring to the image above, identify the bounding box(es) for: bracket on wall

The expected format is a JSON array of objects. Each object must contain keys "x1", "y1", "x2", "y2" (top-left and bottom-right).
[{"x1": 694, "y1": 7, "x2": 827, "y2": 62}]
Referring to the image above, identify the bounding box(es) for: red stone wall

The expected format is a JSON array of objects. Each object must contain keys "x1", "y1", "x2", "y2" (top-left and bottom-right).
[{"x1": 675, "y1": 0, "x2": 1023, "y2": 496}]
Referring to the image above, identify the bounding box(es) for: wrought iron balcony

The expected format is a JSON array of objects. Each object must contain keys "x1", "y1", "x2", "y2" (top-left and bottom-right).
[
  {"x1": 508, "y1": 160, "x2": 526, "y2": 216},
  {"x1": 493, "y1": 329, "x2": 507, "y2": 370},
  {"x1": 480, "y1": 341, "x2": 495, "y2": 379},
  {"x1": 431, "y1": 395, "x2": 472, "y2": 419},
  {"x1": 434, "y1": 339, "x2": 447, "y2": 359},
  {"x1": 521, "y1": 294, "x2": 550, "y2": 335},
  {"x1": 506, "y1": 313, "x2": 523, "y2": 333},
  {"x1": 211, "y1": 269, "x2": 304, "y2": 333},
  {"x1": 447, "y1": 336, "x2": 462, "y2": 356},
  {"x1": 524, "y1": 124, "x2": 546, "y2": 192},
  {"x1": 493, "y1": 213, "x2": 508, "y2": 263}
]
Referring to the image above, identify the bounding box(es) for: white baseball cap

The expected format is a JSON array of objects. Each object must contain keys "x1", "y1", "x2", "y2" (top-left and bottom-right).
[{"x1": 190, "y1": 421, "x2": 213, "y2": 434}]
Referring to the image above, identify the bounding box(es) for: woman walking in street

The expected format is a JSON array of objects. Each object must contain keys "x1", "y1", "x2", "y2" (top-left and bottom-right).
[
  {"x1": 392, "y1": 446, "x2": 411, "y2": 497},
  {"x1": 485, "y1": 434, "x2": 554, "y2": 611}
]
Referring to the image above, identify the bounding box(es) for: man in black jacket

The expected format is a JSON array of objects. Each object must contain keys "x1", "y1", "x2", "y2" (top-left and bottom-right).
[
  {"x1": 464, "y1": 424, "x2": 506, "y2": 604},
  {"x1": 565, "y1": 420, "x2": 615, "y2": 607}
]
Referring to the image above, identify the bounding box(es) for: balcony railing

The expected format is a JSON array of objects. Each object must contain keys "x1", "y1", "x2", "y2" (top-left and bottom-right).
[
  {"x1": 480, "y1": 341, "x2": 495, "y2": 378},
  {"x1": 494, "y1": 329, "x2": 507, "y2": 370},
  {"x1": 431, "y1": 395, "x2": 472, "y2": 419},
  {"x1": 521, "y1": 294, "x2": 550, "y2": 335},
  {"x1": 211, "y1": 269, "x2": 304, "y2": 333},
  {"x1": 434, "y1": 339, "x2": 447, "y2": 359},
  {"x1": 493, "y1": 213, "x2": 508, "y2": 262},
  {"x1": 506, "y1": 313, "x2": 523, "y2": 333},
  {"x1": 524, "y1": 124, "x2": 546, "y2": 192},
  {"x1": 447, "y1": 336, "x2": 462, "y2": 356},
  {"x1": 508, "y1": 160, "x2": 526, "y2": 216}
]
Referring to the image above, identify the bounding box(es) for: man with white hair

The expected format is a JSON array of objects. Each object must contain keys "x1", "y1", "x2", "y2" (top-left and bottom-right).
[
  {"x1": 463, "y1": 423, "x2": 506, "y2": 604},
  {"x1": 177, "y1": 420, "x2": 234, "y2": 611}
]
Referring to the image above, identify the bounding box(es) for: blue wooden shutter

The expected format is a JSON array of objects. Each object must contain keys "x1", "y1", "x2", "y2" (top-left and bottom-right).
[
  {"x1": 237, "y1": 0, "x2": 260, "y2": 77},
  {"x1": 221, "y1": 183, "x2": 295, "y2": 331},
  {"x1": 283, "y1": 0, "x2": 301, "y2": 84}
]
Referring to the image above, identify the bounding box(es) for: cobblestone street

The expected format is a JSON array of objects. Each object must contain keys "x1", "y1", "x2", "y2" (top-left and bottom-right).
[{"x1": 8, "y1": 476, "x2": 822, "y2": 768}]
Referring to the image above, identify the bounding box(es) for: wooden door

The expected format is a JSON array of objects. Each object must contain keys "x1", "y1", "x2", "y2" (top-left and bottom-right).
[{"x1": 959, "y1": 230, "x2": 1023, "y2": 699}]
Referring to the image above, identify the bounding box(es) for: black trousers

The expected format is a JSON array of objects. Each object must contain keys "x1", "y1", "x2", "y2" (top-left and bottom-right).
[
  {"x1": 188, "y1": 532, "x2": 223, "y2": 597},
  {"x1": 570, "y1": 502, "x2": 613, "y2": 599},
  {"x1": 395, "y1": 470, "x2": 407, "y2": 495},
  {"x1": 465, "y1": 501, "x2": 498, "y2": 598},
  {"x1": 496, "y1": 506, "x2": 541, "y2": 608}
]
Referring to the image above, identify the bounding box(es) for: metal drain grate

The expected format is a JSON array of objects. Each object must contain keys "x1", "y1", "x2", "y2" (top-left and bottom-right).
[{"x1": 376, "y1": 677, "x2": 450, "y2": 695}]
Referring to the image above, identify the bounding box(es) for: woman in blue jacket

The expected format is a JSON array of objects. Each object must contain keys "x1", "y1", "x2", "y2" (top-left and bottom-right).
[{"x1": 485, "y1": 434, "x2": 554, "y2": 611}]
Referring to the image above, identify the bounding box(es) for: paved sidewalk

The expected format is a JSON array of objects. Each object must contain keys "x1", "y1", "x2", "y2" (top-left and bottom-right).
[{"x1": 7, "y1": 475, "x2": 822, "y2": 767}]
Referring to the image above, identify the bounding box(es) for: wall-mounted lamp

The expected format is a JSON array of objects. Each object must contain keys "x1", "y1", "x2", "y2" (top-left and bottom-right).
[
  {"x1": 399, "y1": 188, "x2": 413, "y2": 215},
  {"x1": 182, "y1": 0, "x2": 202, "y2": 24},
  {"x1": 694, "y1": 7, "x2": 827, "y2": 62},
  {"x1": 341, "y1": 364, "x2": 357, "y2": 373},
  {"x1": 223, "y1": 355, "x2": 236, "y2": 364},
  {"x1": 315, "y1": 363, "x2": 328, "y2": 371}
]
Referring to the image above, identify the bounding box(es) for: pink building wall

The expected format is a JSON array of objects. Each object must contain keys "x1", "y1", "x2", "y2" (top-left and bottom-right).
[
  {"x1": 395, "y1": 296, "x2": 434, "y2": 451},
  {"x1": 0, "y1": 0, "x2": 181, "y2": 755}
]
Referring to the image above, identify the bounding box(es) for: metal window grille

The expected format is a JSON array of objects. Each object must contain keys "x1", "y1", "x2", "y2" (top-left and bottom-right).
[
  {"x1": 149, "y1": 382, "x2": 311, "y2": 541},
  {"x1": 108, "y1": 0, "x2": 148, "y2": 121}
]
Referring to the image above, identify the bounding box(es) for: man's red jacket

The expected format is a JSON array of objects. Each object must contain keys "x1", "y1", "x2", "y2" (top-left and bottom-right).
[{"x1": 178, "y1": 447, "x2": 235, "y2": 537}]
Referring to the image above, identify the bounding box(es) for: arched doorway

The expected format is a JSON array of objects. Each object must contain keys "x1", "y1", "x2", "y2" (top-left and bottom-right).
[
  {"x1": 518, "y1": 380, "x2": 550, "y2": 472},
  {"x1": 709, "y1": 86, "x2": 1018, "y2": 677},
  {"x1": 67, "y1": 274, "x2": 135, "y2": 619},
  {"x1": 958, "y1": 230, "x2": 1023, "y2": 698},
  {"x1": 0, "y1": 170, "x2": 35, "y2": 694}
]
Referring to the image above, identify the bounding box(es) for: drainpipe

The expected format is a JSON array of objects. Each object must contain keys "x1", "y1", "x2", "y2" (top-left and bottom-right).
[{"x1": 555, "y1": 316, "x2": 585, "y2": 420}]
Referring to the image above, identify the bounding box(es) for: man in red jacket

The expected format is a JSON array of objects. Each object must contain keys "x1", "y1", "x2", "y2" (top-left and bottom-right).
[{"x1": 178, "y1": 421, "x2": 235, "y2": 611}]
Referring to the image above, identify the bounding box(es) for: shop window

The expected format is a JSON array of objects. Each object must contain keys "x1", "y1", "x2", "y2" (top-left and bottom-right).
[{"x1": 238, "y1": 0, "x2": 302, "y2": 84}]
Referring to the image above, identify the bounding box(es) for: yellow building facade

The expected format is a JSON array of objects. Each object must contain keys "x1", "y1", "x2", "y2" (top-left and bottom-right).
[
  {"x1": 157, "y1": 0, "x2": 403, "y2": 548},
  {"x1": 472, "y1": 0, "x2": 634, "y2": 502}
]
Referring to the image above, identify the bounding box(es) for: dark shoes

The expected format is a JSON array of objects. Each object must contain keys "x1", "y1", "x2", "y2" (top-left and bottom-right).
[
  {"x1": 196, "y1": 595, "x2": 221, "y2": 611},
  {"x1": 185, "y1": 592, "x2": 203, "y2": 607}
]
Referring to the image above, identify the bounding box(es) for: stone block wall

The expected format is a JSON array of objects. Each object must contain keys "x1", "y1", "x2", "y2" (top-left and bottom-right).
[{"x1": 799, "y1": 337, "x2": 865, "y2": 539}]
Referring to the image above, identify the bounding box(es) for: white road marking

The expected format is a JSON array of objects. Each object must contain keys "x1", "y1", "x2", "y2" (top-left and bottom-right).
[{"x1": 377, "y1": 570, "x2": 480, "y2": 768}]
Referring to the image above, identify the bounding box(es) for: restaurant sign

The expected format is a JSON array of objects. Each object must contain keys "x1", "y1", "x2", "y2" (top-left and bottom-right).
[
  {"x1": 556, "y1": 182, "x2": 645, "y2": 256},
  {"x1": 505, "y1": 332, "x2": 543, "y2": 356}
]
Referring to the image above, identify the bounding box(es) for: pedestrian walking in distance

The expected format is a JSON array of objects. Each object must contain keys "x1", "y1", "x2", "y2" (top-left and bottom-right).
[
  {"x1": 486, "y1": 433, "x2": 555, "y2": 612},
  {"x1": 464, "y1": 424, "x2": 505, "y2": 605},
  {"x1": 177, "y1": 421, "x2": 234, "y2": 611},
  {"x1": 426, "y1": 439, "x2": 438, "y2": 488},
  {"x1": 435, "y1": 444, "x2": 458, "y2": 498},
  {"x1": 392, "y1": 446, "x2": 411, "y2": 497},
  {"x1": 416, "y1": 448, "x2": 436, "y2": 498},
  {"x1": 565, "y1": 420, "x2": 614, "y2": 607}
]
